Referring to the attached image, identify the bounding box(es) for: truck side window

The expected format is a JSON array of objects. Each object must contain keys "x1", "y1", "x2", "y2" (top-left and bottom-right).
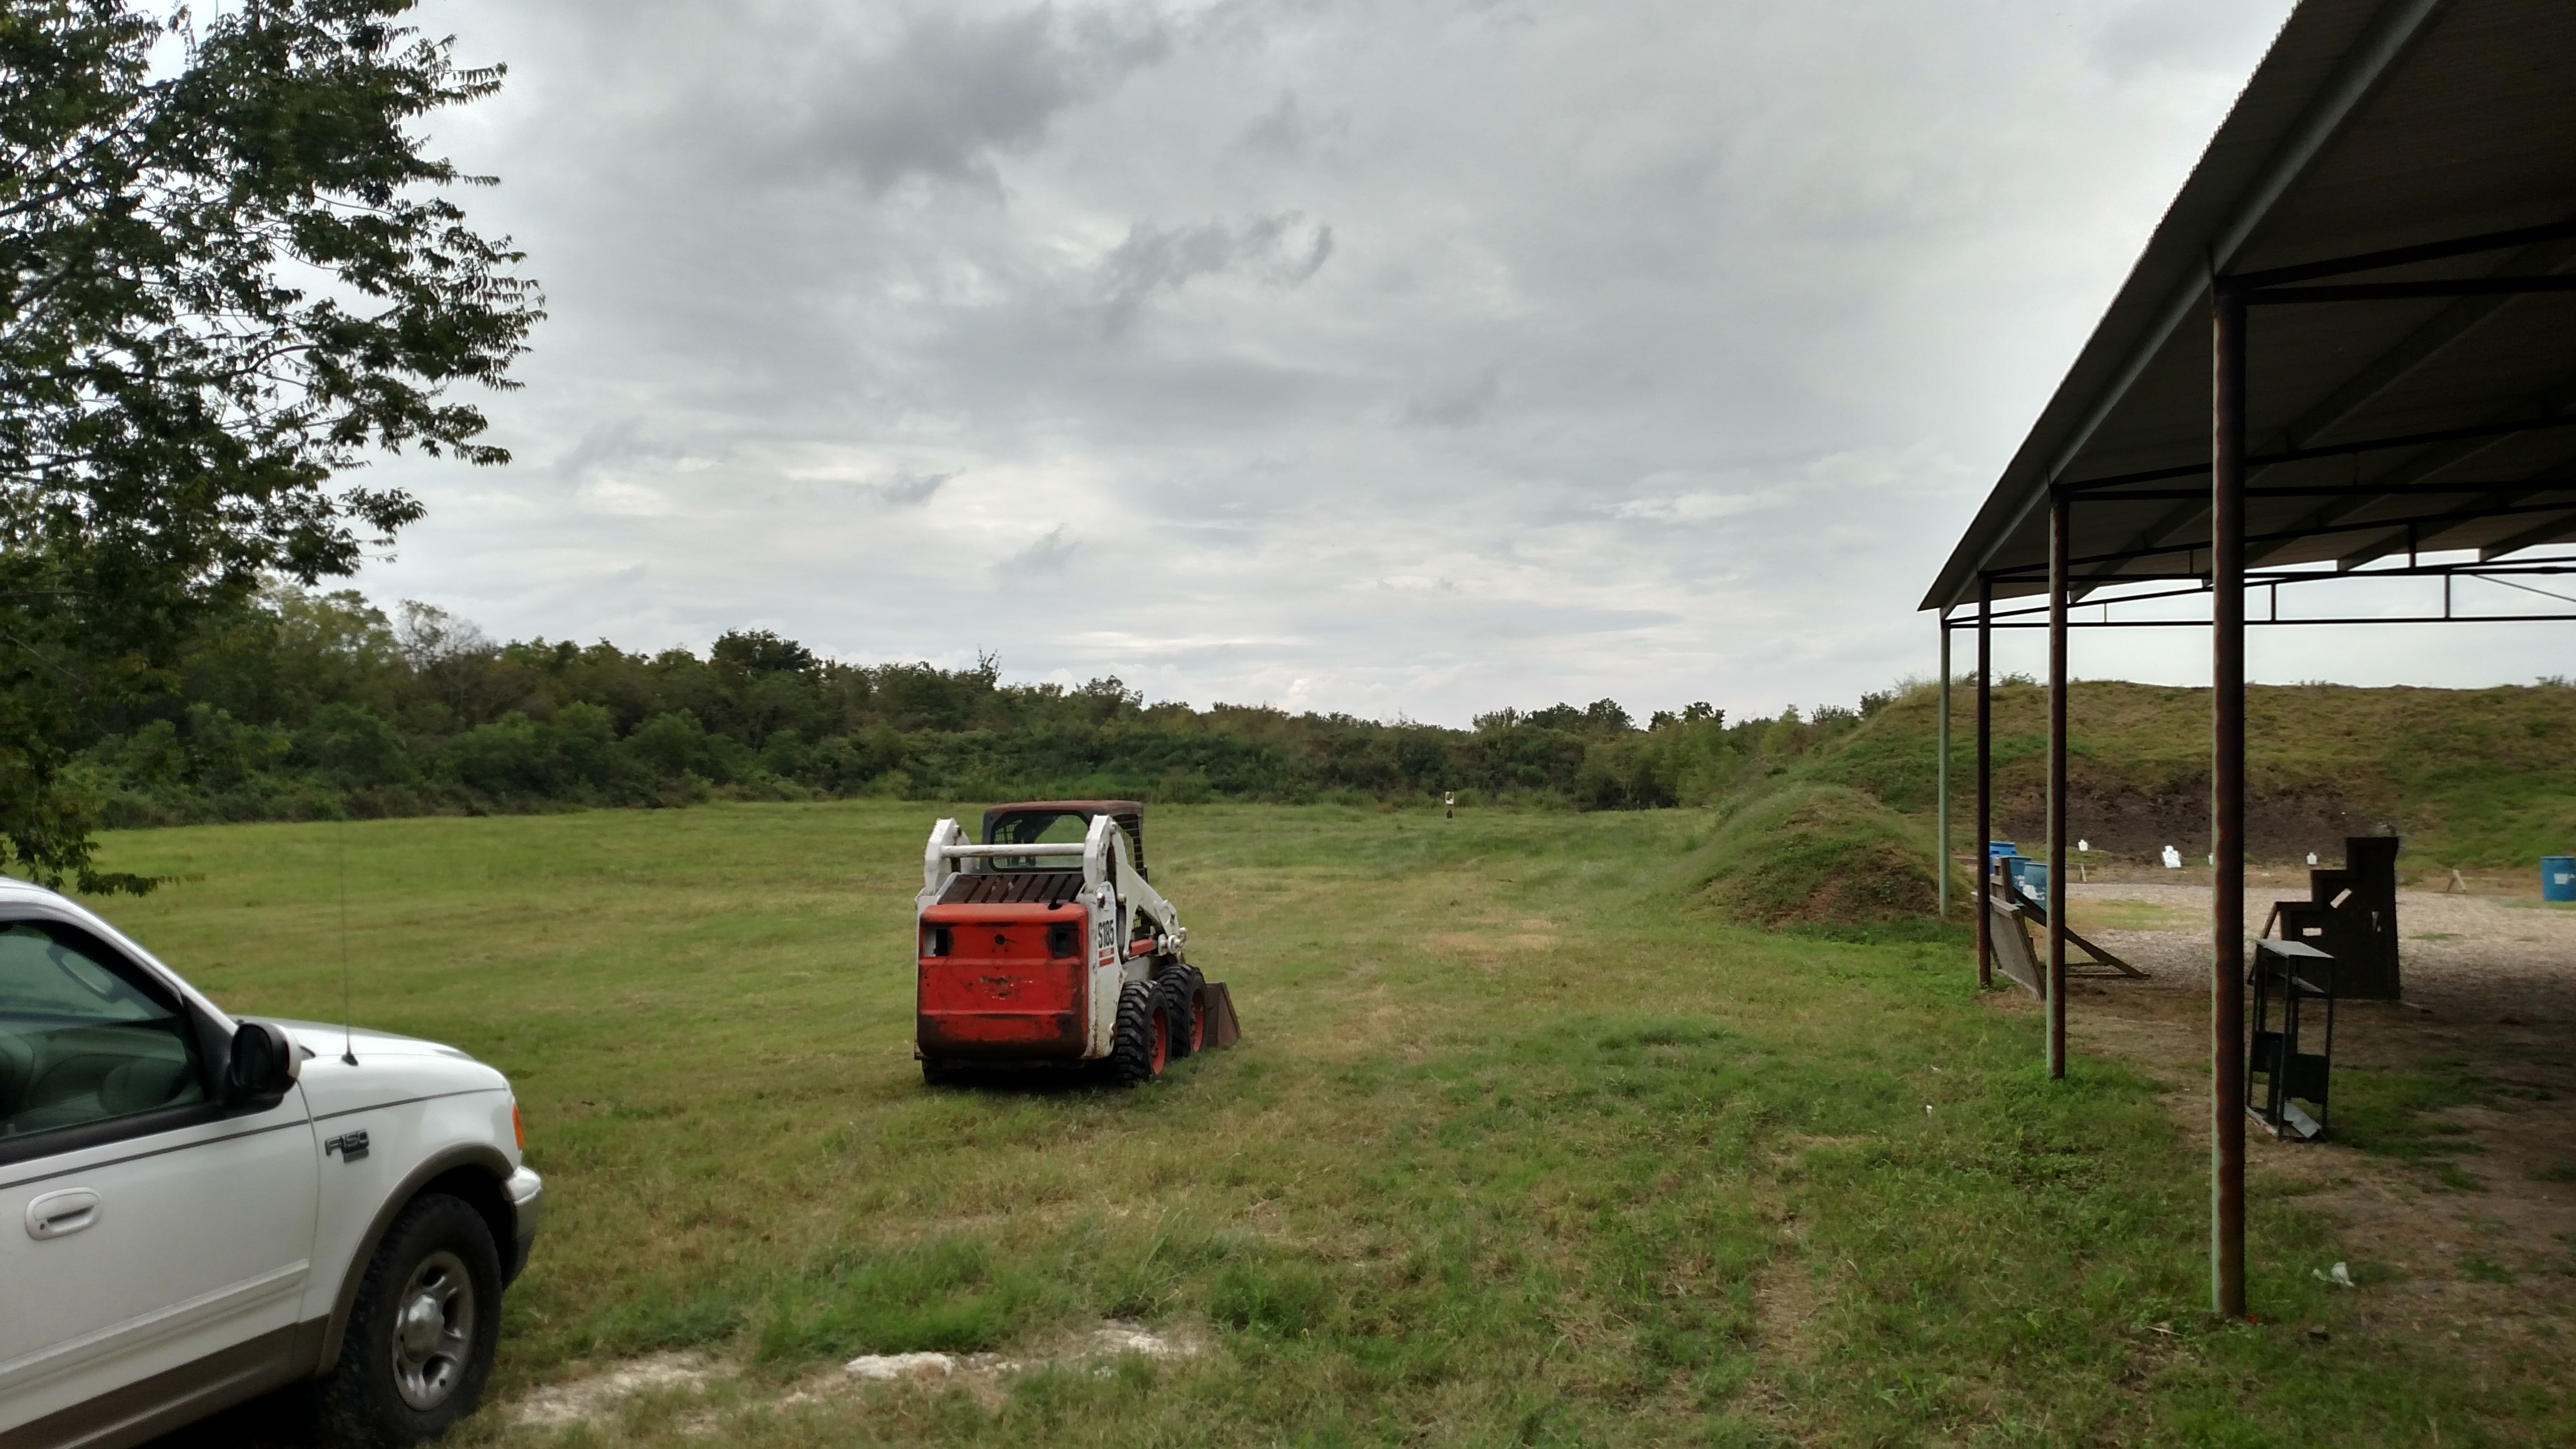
[{"x1": 0, "y1": 923, "x2": 206, "y2": 1141}]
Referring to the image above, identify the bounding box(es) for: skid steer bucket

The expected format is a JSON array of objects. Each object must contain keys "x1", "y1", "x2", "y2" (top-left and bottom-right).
[{"x1": 1197, "y1": 981, "x2": 1242, "y2": 1049}]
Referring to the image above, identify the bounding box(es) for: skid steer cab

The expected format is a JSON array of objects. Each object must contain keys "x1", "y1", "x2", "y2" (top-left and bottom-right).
[{"x1": 915, "y1": 800, "x2": 1238, "y2": 1086}]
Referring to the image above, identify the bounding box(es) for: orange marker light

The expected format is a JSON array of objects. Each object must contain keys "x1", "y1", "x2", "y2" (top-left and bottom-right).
[{"x1": 512, "y1": 1102, "x2": 525, "y2": 1150}]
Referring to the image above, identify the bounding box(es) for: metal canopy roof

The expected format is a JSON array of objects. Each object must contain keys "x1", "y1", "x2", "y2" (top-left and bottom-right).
[{"x1": 1924, "y1": 0, "x2": 2576, "y2": 611}]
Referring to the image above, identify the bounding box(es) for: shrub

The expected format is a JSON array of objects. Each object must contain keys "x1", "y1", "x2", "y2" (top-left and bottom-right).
[
  {"x1": 294, "y1": 703, "x2": 413, "y2": 788},
  {"x1": 442, "y1": 714, "x2": 563, "y2": 797},
  {"x1": 622, "y1": 710, "x2": 735, "y2": 784}
]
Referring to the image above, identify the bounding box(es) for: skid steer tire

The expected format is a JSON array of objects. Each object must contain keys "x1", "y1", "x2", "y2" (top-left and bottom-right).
[
  {"x1": 1160, "y1": 964, "x2": 1207, "y2": 1058},
  {"x1": 1104, "y1": 980, "x2": 1168, "y2": 1086}
]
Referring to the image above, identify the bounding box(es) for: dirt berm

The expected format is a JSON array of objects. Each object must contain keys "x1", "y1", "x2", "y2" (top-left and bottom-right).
[{"x1": 1687, "y1": 782, "x2": 1964, "y2": 929}]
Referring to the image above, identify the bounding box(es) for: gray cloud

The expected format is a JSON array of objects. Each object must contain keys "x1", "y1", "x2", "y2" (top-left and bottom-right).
[
  {"x1": 1235, "y1": 91, "x2": 1343, "y2": 161},
  {"x1": 1094, "y1": 211, "x2": 1334, "y2": 335},
  {"x1": 1000, "y1": 525, "x2": 1078, "y2": 576},
  {"x1": 1404, "y1": 367, "x2": 1500, "y2": 429},
  {"x1": 553, "y1": 420, "x2": 667, "y2": 482},
  {"x1": 793, "y1": 6, "x2": 1173, "y2": 191},
  {"x1": 861, "y1": 471, "x2": 957, "y2": 507},
  {"x1": 358, "y1": 0, "x2": 2485, "y2": 727}
]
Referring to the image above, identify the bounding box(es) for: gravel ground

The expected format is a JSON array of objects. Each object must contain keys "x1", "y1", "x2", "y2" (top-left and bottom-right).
[{"x1": 2063, "y1": 881, "x2": 2576, "y2": 1026}]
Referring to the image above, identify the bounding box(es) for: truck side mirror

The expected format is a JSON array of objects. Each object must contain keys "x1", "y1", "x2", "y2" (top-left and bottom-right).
[{"x1": 225, "y1": 1019, "x2": 300, "y2": 1104}]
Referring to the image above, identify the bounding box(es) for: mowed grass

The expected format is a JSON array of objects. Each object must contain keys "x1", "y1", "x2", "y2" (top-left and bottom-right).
[{"x1": 83, "y1": 803, "x2": 2570, "y2": 1448}]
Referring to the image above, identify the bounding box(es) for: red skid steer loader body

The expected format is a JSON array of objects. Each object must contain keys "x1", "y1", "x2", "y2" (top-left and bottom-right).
[
  {"x1": 917, "y1": 884, "x2": 1091, "y2": 1062},
  {"x1": 915, "y1": 801, "x2": 1238, "y2": 1085}
]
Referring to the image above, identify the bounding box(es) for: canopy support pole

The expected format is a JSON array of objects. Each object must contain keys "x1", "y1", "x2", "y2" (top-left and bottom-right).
[
  {"x1": 1938, "y1": 618, "x2": 1953, "y2": 919},
  {"x1": 2212, "y1": 281, "x2": 2250, "y2": 1318},
  {"x1": 2049, "y1": 489, "x2": 2071, "y2": 1079},
  {"x1": 1975, "y1": 578, "x2": 1993, "y2": 989}
]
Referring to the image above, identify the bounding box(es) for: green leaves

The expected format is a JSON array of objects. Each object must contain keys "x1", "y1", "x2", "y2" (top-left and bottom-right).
[{"x1": 0, "y1": 0, "x2": 535, "y2": 888}]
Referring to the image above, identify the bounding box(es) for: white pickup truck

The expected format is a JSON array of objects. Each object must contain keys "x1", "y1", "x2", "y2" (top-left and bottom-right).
[{"x1": 0, "y1": 877, "x2": 541, "y2": 1448}]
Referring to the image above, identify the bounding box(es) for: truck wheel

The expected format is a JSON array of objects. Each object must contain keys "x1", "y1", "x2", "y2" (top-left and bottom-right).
[
  {"x1": 1105, "y1": 980, "x2": 1167, "y2": 1086},
  {"x1": 313, "y1": 1192, "x2": 504, "y2": 1447},
  {"x1": 1161, "y1": 965, "x2": 1207, "y2": 1058}
]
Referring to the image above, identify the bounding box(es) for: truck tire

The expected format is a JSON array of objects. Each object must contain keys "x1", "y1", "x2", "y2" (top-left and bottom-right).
[
  {"x1": 312, "y1": 1192, "x2": 504, "y2": 1447},
  {"x1": 1160, "y1": 964, "x2": 1207, "y2": 1058},
  {"x1": 1104, "y1": 980, "x2": 1167, "y2": 1086}
]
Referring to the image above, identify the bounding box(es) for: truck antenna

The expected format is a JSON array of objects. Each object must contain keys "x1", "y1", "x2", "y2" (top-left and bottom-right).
[{"x1": 339, "y1": 819, "x2": 357, "y2": 1066}]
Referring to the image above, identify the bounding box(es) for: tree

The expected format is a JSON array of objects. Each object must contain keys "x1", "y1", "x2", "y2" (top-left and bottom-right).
[{"x1": 0, "y1": 0, "x2": 537, "y2": 889}]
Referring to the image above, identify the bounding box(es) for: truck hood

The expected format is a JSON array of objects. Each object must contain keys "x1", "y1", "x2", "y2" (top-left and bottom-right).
[
  {"x1": 272, "y1": 1020, "x2": 510, "y2": 1119},
  {"x1": 273, "y1": 1020, "x2": 480, "y2": 1062}
]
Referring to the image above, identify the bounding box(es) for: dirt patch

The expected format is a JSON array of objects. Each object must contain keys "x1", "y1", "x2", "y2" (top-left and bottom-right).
[
  {"x1": 511, "y1": 1351, "x2": 733, "y2": 1428},
  {"x1": 1987, "y1": 780, "x2": 2376, "y2": 864},
  {"x1": 1737, "y1": 1218, "x2": 1819, "y2": 1436},
  {"x1": 1420, "y1": 920, "x2": 1560, "y2": 963},
  {"x1": 1751, "y1": 1260, "x2": 1815, "y2": 1363}
]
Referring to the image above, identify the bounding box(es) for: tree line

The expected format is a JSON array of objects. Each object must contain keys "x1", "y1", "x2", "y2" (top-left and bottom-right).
[{"x1": 71, "y1": 588, "x2": 1901, "y2": 825}]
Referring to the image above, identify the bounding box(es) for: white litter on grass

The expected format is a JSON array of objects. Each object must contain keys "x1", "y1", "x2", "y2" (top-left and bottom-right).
[
  {"x1": 513, "y1": 1351, "x2": 731, "y2": 1427},
  {"x1": 511, "y1": 1332, "x2": 1196, "y2": 1433},
  {"x1": 2312, "y1": 1261, "x2": 2356, "y2": 1288},
  {"x1": 1088, "y1": 1323, "x2": 1196, "y2": 1360},
  {"x1": 844, "y1": 1351, "x2": 967, "y2": 1380},
  {"x1": 841, "y1": 1323, "x2": 1197, "y2": 1385}
]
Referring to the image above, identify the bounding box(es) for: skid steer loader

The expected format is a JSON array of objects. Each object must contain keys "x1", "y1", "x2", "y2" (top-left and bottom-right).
[{"x1": 914, "y1": 800, "x2": 1239, "y2": 1086}]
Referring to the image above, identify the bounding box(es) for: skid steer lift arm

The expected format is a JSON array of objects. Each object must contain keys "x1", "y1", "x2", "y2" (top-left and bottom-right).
[{"x1": 919, "y1": 816, "x2": 1187, "y2": 961}]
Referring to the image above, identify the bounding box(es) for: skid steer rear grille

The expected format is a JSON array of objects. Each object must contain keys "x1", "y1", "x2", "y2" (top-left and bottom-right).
[{"x1": 942, "y1": 871, "x2": 1088, "y2": 907}]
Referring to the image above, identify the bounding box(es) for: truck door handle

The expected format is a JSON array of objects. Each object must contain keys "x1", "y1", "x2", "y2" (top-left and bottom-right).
[{"x1": 26, "y1": 1188, "x2": 101, "y2": 1240}]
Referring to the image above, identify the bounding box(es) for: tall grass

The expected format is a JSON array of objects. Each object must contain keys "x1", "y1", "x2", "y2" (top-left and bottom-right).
[{"x1": 82, "y1": 803, "x2": 2571, "y2": 1446}]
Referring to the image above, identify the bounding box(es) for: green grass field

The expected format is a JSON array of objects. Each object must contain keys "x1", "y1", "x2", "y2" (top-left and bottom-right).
[{"x1": 83, "y1": 803, "x2": 2571, "y2": 1448}]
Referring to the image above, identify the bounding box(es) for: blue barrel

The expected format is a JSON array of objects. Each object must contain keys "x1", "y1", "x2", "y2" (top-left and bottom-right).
[
  {"x1": 2545, "y1": 855, "x2": 2576, "y2": 902},
  {"x1": 1988, "y1": 840, "x2": 2018, "y2": 859}
]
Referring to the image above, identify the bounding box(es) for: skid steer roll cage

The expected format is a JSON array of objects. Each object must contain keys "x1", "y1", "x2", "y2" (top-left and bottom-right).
[{"x1": 919, "y1": 813, "x2": 1188, "y2": 958}]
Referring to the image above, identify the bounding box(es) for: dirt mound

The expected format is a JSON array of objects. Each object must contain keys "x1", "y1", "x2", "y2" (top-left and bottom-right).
[{"x1": 1690, "y1": 783, "x2": 1959, "y2": 928}]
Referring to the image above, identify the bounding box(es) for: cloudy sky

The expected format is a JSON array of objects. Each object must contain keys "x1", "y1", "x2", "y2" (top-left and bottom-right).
[{"x1": 348, "y1": 0, "x2": 2514, "y2": 725}]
